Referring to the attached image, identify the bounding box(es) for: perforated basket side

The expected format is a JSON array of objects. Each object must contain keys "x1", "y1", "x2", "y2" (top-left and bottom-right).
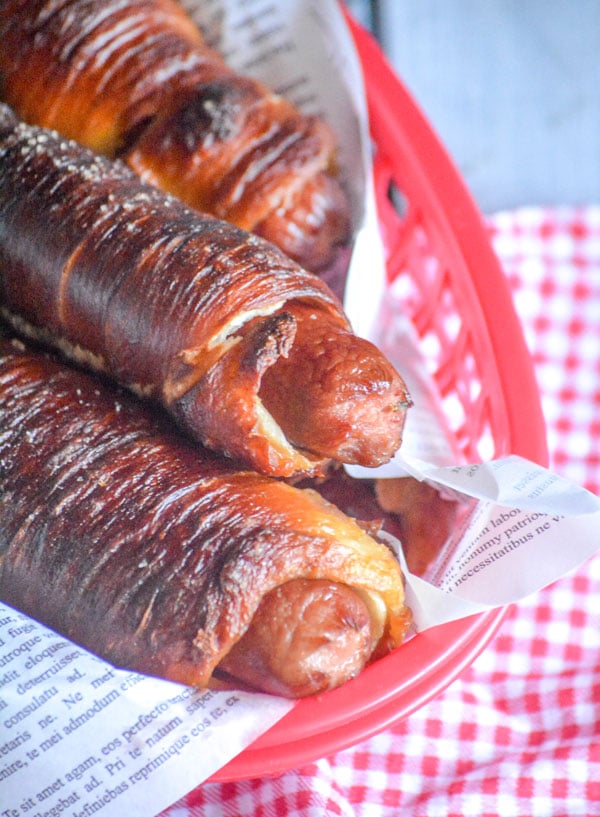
[{"x1": 348, "y1": 17, "x2": 548, "y2": 467}]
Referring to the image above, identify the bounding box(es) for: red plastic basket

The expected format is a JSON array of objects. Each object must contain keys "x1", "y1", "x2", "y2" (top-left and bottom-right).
[
  {"x1": 210, "y1": 14, "x2": 548, "y2": 782},
  {"x1": 364, "y1": 36, "x2": 547, "y2": 468}
]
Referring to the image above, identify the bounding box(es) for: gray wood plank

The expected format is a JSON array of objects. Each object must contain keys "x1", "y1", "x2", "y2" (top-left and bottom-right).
[{"x1": 352, "y1": 0, "x2": 600, "y2": 214}]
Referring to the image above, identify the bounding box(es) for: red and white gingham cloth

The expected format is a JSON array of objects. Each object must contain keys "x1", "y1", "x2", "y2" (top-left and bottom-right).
[{"x1": 161, "y1": 206, "x2": 600, "y2": 816}]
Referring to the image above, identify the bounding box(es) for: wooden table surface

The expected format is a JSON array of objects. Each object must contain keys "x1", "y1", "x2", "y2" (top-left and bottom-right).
[{"x1": 345, "y1": 0, "x2": 600, "y2": 215}]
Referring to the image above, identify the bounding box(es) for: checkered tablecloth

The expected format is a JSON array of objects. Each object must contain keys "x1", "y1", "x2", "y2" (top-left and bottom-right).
[{"x1": 161, "y1": 206, "x2": 600, "y2": 816}]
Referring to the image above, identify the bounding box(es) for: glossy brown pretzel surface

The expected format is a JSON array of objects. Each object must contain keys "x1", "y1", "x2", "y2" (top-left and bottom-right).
[
  {"x1": 0, "y1": 336, "x2": 409, "y2": 696},
  {"x1": 0, "y1": 0, "x2": 351, "y2": 270},
  {"x1": 0, "y1": 105, "x2": 410, "y2": 477}
]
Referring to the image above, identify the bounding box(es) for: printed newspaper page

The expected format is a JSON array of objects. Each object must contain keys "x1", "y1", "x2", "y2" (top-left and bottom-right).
[
  {"x1": 391, "y1": 454, "x2": 600, "y2": 630},
  {"x1": 0, "y1": 608, "x2": 292, "y2": 816}
]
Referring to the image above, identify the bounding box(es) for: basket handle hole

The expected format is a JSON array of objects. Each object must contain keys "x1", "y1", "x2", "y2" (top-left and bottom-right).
[{"x1": 387, "y1": 181, "x2": 409, "y2": 220}]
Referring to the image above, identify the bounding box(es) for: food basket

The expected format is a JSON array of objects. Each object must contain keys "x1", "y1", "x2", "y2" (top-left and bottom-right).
[{"x1": 210, "y1": 14, "x2": 548, "y2": 782}]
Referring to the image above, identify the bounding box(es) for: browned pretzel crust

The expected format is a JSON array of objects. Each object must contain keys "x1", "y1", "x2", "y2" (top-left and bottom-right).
[
  {"x1": 0, "y1": 336, "x2": 410, "y2": 697},
  {"x1": 0, "y1": 105, "x2": 410, "y2": 477},
  {"x1": 0, "y1": 0, "x2": 350, "y2": 270}
]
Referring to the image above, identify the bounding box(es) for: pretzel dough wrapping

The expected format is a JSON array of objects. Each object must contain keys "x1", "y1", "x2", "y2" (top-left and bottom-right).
[
  {"x1": 0, "y1": 0, "x2": 350, "y2": 270},
  {"x1": 0, "y1": 105, "x2": 410, "y2": 477},
  {"x1": 0, "y1": 336, "x2": 410, "y2": 698}
]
